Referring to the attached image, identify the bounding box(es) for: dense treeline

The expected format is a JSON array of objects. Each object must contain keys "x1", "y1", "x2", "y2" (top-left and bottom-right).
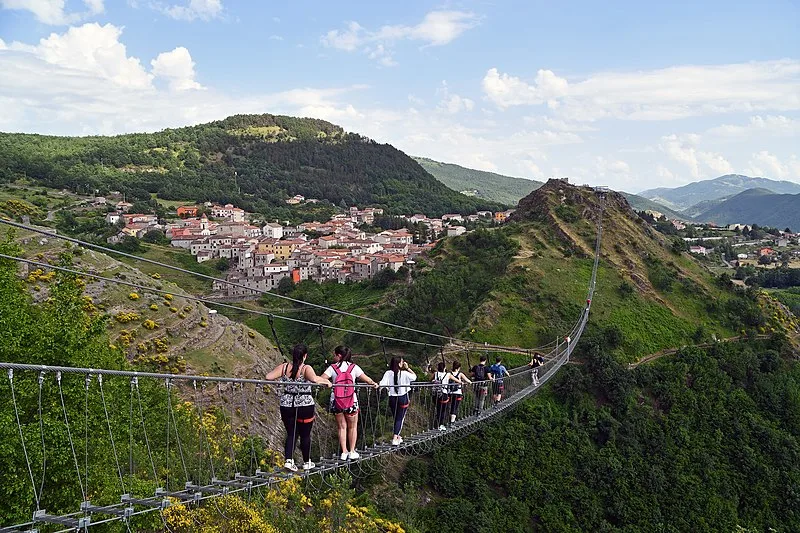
[
  {"x1": 393, "y1": 336, "x2": 800, "y2": 532},
  {"x1": 0, "y1": 114, "x2": 501, "y2": 217},
  {"x1": 390, "y1": 229, "x2": 519, "y2": 339},
  {"x1": 746, "y1": 267, "x2": 800, "y2": 289}
]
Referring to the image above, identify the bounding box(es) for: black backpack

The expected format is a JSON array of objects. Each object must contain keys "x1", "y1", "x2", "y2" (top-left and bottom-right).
[{"x1": 473, "y1": 365, "x2": 487, "y2": 381}]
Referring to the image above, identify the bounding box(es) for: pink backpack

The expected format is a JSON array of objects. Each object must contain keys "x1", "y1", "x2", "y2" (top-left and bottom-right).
[{"x1": 331, "y1": 364, "x2": 356, "y2": 410}]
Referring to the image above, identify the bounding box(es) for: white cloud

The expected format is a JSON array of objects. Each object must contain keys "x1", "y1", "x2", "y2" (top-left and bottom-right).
[
  {"x1": 1, "y1": 0, "x2": 104, "y2": 25},
  {"x1": 25, "y1": 23, "x2": 154, "y2": 89},
  {"x1": 322, "y1": 10, "x2": 478, "y2": 65},
  {"x1": 708, "y1": 115, "x2": 800, "y2": 138},
  {"x1": 436, "y1": 81, "x2": 474, "y2": 114},
  {"x1": 157, "y1": 0, "x2": 222, "y2": 21},
  {"x1": 0, "y1": 23, "x2": 373, "y2": 135},
  {"x1": 268, "y1": 35, "x2": 283, "y2": 41},
  {"x1": 659, "y1": 133, "x2": 733, "y2": 179},
  {"x1": 523, "y1": 116, "x2": 597, "y2": 132},
  {"x1": 483, "y1": 60, "x2": 800, "y2": 121},
  {"x1": 366, "y1": 44, "x2": 396, "y2": 67},
  {"x1": 150, "y1": 47, "x2": 203, "y2": 91},
  {"x1": 482, "y1": 68, "x2": 568, "y2": 108},
  {"x1": 745, "y1": 150, "x2": 800, "y2": 179}
]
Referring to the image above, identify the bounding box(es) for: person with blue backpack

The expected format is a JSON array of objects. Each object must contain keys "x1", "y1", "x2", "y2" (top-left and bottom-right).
[
  {"x1": 265, "y1": 344, "x2": 331, "y2": 472},
  {"x1": 322, "y1": 345, "x2": 378, "y2": 461},
  {"x1": 489, "y1": 356, "x2": 510, "y2": 405}
]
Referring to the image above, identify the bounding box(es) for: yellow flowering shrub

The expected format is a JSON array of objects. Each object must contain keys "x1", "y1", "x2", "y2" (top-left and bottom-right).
[
  {"x1": 142, "y1": 319, "x2": 158, "y2": 330},
  {"x1": 26, "y1": 268, "x2": 55, "y2": 283},
  {"x1": 114, "y1": 311, "x2": 140, "y2": 323},
  {"x1": 164, "y1": 293, "x2": 173, "y2": 301},
  {"x1": 81, "y1": 295, "x2": 97, "y2": 313},
  {"x1": 170, "y1": 306, "x2": 178, "y2": 313},
  {"x1": 117, "y1": 329, "x2": 135, "y2": 346},
  {"x1": 150, "y1": 272, "x2": 161, "y2": 279},
  {"x1": 128, "y1": 292, "x2": 140, "y2": 300},
  {"x1": 149, "y1": 304, "x2": 158, "y2": 311},
  {"x1": 162, "y1": 495, "x2": 278, "y2": 533},
  {"x1": 183, "y1": 305, "x2": 193, "y2": 312}
]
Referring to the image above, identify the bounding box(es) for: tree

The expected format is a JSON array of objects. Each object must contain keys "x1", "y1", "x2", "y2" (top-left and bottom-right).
[
  {"x1": 758, "y1": 255, "x2": 772, "y2": 266},
  {"x1": 215, "y1": 257, "x2": 230, "y2": 272},
  {"x1": 142, "y1": 229, "x2": 168, "y2": 245},
  {"x1": 117, "y1": 235, "x2": 142, "y2": 253},
  {"x1": 275, "y1": 276, "x2": 294, "y2": 295}
]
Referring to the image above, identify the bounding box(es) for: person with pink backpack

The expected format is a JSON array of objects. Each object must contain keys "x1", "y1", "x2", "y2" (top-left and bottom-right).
[{"x1": 322, "y1": 346, "x2": 378, "y2": 461}]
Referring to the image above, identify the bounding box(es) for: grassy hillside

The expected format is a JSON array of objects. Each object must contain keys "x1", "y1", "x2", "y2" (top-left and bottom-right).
[
  {"x1": 0, "y1": 114, "x2": 501, "y2": 218},
  {"x1": 413, "y1": 156, "x2": 541, "y2": 206},
  {"x1": 4, "y1": 225, "x2": 280, "y2": 375},
  {"x1": 697, "y1": 187, "x2": 800, "y2": 230}
]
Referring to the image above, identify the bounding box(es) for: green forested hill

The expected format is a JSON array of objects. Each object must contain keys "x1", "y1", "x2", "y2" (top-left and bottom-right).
[
  {"x1": 696, "y1": 187, "x2": 800, "y2": 230},
  {"x1": 0, "y1": 114, "x2": 501, "y2": 217},
  {"x1": 413, "y1": 156, "x2": 541, "y2": 206}
]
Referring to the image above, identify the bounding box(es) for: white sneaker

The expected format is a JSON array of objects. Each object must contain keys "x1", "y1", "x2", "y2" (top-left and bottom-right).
[
  {"x1": 284, "y1": 459, "x2": 297, "y2": 472},
  {"x1": 439, "y1": 425, "x2": 447, "y2": 431},
  {"x1": 348, "y1": 451, "x2": 360, "y2": 460},
  {"x1": 391, "y1": 436, "x2": 400, "y2": 446},
  {"x1": 302, "y1": 461, "x2": 315, "y2": 470},
  {"x1": 340, "y1": 452, "x2": 348, "y2": 461}
]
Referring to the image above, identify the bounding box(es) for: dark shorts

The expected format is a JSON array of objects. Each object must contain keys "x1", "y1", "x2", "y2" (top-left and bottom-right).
[
  {"x1": 329, "y1": 397, "x2": 359, "y2": 415},
  {"x1": 492, "y1": 382, "x2": 504, "y2": 395}
]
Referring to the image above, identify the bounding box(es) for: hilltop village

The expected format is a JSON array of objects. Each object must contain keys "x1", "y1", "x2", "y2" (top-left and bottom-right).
[{"x1": 103, "y1": 197, "x2": 515, "y2": 297}]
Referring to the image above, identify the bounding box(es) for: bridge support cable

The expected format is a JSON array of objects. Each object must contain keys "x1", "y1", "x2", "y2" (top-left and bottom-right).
[
  {"x1": 0, "y1": 218, "x2": 510, "y2": 350},
  {"x1": 0, "y1": 195, "x2": 604, "y2": 530}
]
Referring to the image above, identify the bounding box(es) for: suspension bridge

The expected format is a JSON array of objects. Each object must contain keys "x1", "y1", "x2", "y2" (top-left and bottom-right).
[{"x1": 0, "y1": 191, "x2": 605, "y2": 532}]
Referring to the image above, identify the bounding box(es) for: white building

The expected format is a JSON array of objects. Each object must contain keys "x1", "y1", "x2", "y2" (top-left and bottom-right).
[
  {"x1": 447, "y1": 226, "x2": 467, "y2": 237},
  {"x1": 262, "y1": 223, "x2": 284, "y2": 239}
]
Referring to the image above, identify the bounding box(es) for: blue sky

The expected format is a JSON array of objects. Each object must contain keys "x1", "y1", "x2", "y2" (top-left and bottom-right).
[{"x1": 0, "y1": 0, "x2": 798, "y2": 192}]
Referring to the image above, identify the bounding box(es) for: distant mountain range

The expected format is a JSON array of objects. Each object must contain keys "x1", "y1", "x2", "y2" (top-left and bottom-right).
[
  {"x1": 695, "y1": 188, "x2": 800, "y2": 230},
  {"x1": 621, "y1": 193, "x2": 692, "y2": 221},
  {"x1": 413, "y1": 157, "x2": 541, "y2": 206},
  {"x1": 639, "y1": 174, "x2": 800, "y2": 212}
]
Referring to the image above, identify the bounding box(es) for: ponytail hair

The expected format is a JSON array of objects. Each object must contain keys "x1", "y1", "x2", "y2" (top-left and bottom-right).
[
  {"x1": 290, "y1": 344, "x2": 307, "y2": 379},
  {"x1": 334, "y1": 345, "x2": 352, "y2": 368},
  {"x1": 389, "y1": 356, "x2": 402, "y2": 394},
  {"x1": 452, "y1": 360, "x2": 461, "y2": 372},
  {"x1": 437, "y1": 361, "x2": 445, "y2": 372}
]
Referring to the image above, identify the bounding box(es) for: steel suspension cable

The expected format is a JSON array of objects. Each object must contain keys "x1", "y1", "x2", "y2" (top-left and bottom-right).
[
  {"x1": 36, "y1": 372, "x2": 47, "y2": 507},
  {"x1": 98, "y1": 374, "x2": 126, "y2": 495},
  {"x1": 8, "y1": 369, "x2": 40, "y2": 511},
  {"x1": 0, "y1": 252, "x2": 440, "y2": 350},
  {"x1": 0, "y1": 218, "x2": 474, "y2": 344},
  {"x1": 57, "y1": 372, "x2": 87, "y2": 502}
]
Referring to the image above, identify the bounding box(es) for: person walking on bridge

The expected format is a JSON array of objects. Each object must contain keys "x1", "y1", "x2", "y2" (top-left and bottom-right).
[
  {"x1": 470, "y1": 355, "x2": 493, "y2": 414},
  {"x1": 529, "y1": 352, "x2": 545, "y2": 386},
  {"x1": 265, "y1": 344, "x2": 331, "y2": 472},
  {"x1": 448, "y1": 360, "x2": 471, "y2": 425},
  {"x1": 380, "y1": 356, "x2": 417, "y2": 446},
  {"x1": 322, "y1": 345, "x2": 378, "y2": 461},
  {"x1": 431, "y1": 362, "x2": 455, "y2": 431},
  {"x1": 489, "y1": 356, "x2": 509, "y2": 405}
]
